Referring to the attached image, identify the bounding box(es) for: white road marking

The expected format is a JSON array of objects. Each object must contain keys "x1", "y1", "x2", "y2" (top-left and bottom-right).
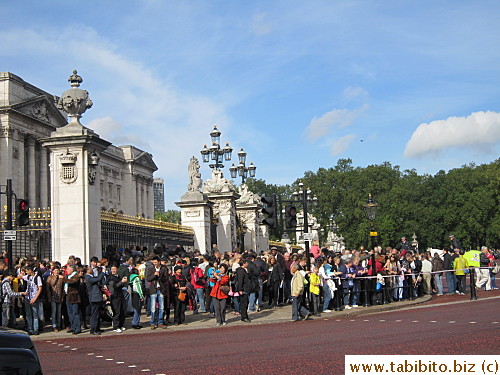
[
  {"x1": 470, "y1": 322, "x2": 477, "y2": 324},
  {"x1": 71, "y1": 348, "x2": 77, "y2": 351},
  {"x1": 430, "y1": 321, "x2": 437, "y2": 323},
  {"x1": 116, "y1": 362, "x2": 124, "y2": 364},
  {"x1": 492, "y1": 322, "x2": 498, "y2": 324},
  {"x1": 88, "y1": 353, "x2": 94, "y2": 355},
  {"x1": 96, "y1": 355, "x2": 103, "y2": 358},
  {"x1": 141, "y1": 370, "x2": 151, "y2": 372},
  {"x1": 128, "y1": 365, "x2": 137, "y2": 368},
  {"x1": 64, "y1": 346, "x2": 70, "y2": 348},
  {"x1": 412, "y1": 320, "x2": 419, "y2": 322},
  {"x1": 105, "y1": 358, "x2": 113, "y2": 361},
  {"x1": 379, "y1": 319, "x2": 385, "y2": 322},
  {"x1": 363, "y1": 319, "x2": 369, "y2": 322},
  {"x1": 395, "y1": 320, "x2": 401, "y2": 322},
  {"x1": 350, "y1": 319, "x2": 356, "y2": 321}
]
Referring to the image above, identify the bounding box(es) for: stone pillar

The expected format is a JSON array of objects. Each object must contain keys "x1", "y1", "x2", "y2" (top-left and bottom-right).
[
  {"x1": 41, "y1": 70, "x2": 111, "y2": 264},
  {"x1": 176, "y1": 191, "x2": 212, "y2": 254},
  {"x1": 236, "y1": 204, "x2": 260, "y2": 252},
  {"x1": 27, "y1": 135, "x2": 39, "y2": 208},
  {"x1": 208, "y1": 192, "x2": 239, "y2": 253},
  {"x1": 14, "y1": 130, "x2": 25, "y2": 198},
  {"x1": 0, "y1": 126, "x2": 14, "y2": 183},
  {"x1": 40, "y1": 146, "x2": 49, "y2": 208}
]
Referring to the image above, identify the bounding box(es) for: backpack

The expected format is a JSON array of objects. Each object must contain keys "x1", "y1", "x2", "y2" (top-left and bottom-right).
[{"x1": 191, "y1": 267, "x2": 205, "y2": 287}]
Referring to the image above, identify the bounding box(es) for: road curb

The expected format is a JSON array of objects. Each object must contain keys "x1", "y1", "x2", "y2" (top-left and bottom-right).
[{"x1": 30, "y1": 294, "x2": 433, "y2": 341}]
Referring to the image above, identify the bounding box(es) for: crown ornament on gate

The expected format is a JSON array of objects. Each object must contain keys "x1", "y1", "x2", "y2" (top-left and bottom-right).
[
  {"x1": 59, "y1": 148, "x2": 77, "y2": 164},
  {"x1": 57, "y1": 70, "x2": 93, "y2": 124}
]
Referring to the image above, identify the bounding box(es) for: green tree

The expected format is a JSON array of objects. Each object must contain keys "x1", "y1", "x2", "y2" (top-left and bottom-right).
[{"x1": 154, "y1": 209, "x2": 181, "y2": 224}]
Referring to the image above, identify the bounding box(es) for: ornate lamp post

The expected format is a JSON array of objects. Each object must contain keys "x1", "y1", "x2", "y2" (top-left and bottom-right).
[
  {"x1": 200, "y1": 124, "x2": 233, "y2": 170},
  {"x1": 229, "y1": 148, "x2": 256, "y2": 184},
  {"x1": 292, "y1": 181, "x2": 318, "y2": 269}
]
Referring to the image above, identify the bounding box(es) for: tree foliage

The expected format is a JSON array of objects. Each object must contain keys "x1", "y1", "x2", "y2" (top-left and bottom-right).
[
  {"x1": 154, "y1": 209, "x2": 181, "y2": 224},
  {"x1": 249, "y1": 158, "x2": 499, "y2": 250}
]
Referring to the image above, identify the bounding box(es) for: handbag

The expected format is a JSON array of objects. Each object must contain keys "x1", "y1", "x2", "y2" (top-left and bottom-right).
[
  {"x1": 177, "y1": 290, "x2": 187, "y2": 301},
  {"x1": 220, "y1": 285, "x2": 230, "y2": 295}
]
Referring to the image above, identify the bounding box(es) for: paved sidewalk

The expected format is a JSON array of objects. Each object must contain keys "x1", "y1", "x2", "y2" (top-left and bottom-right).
[{"x1": 30, "y1": 294, "x2": 433, "y2": 341}]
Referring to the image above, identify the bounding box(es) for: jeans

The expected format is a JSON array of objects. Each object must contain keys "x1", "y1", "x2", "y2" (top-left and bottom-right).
[
  {"x1": 233, "y1": 295, "x2": 240, "y2": 313},
  {"x1": 131, "y1": 293, "x2": 142, "y2": 326},
  {"x1": 433, "y1": 274, "x2": 443, "y2": 294},
  {"x1": 50, "y1": 301, "x2": 62, "y2": 329},
  {"x1": 256, "y1": 279, "x2": 264, "y2": 307},
  {"x1": 194, "y1": 288, "x2": 206, "y2": 313},
  {"x1": 248, "y1": 292, "x2": 257, "y2": 312},
  {"x1": 393, "y1": 276, "x2": 403, "y2": 300},
  {"x1": 283, "y1": 279, "x2": 292, "y2": 302},
  {"x1": 150, "y1": 290, "x2": 165, "y2": 325},
  {"x1": 323, "y1": 283, "x2": 332, "y2": 311},
  {"x1": 445, "y1": 271, "x2": 456, "y2": 294},
  {"x1": 291, "y1": 295, "x2": 309, "y2": 321},
  {"x1": 2, "y1": 304, "x2": 15, "y2": 328},
  {"x1": 65, "y1": 298, "x2": 80, "y2": 332},
  {"x1": 25, "y1": 299, "x2": 40, "y2": 333}
]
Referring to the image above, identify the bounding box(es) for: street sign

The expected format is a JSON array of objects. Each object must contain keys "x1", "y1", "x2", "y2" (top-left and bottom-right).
[
  {"x1": 370, "y1": 231, "x2": 378, "y2": 237},
  {"x1": 303, "y1": 233, "x2": 313, "y2": 240},
  {"x1": 3, "y1": 230, "x2": 16, "y2": 241}
]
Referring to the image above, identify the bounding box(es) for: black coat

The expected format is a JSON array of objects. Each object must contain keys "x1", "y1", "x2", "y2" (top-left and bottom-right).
[
  {"x1": 235, "y1": 267, "x2": 252, "y2": 294},
  {"x1": 107, "y1": 274, "x2": 126, "y2": 297}
]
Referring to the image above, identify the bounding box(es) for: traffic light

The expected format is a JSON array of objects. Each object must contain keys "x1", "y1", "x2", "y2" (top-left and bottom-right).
[
  {"x1": 261, "y1": 195, "x2": 277, "y2": 229},
  {"x1": 285, "y1": 205, "x2": 297, "y2": 229},
  {"x1": 16, "y1": 199, "x2": 29, "y2": 227}
]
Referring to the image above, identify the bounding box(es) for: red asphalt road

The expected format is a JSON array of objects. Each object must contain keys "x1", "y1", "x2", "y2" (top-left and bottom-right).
[{"x1": 36, "y1": 296, "x2": 499, "y2": 375}]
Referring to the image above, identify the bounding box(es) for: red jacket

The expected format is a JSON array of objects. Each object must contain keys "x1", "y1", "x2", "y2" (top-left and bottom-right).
[
  {"x1": 367, "y1": 259, "x2": 384, "y2": 276},
  {"x1": 210, "y1": 275, "x2": 230, "y2": 299},
  {"x1": 190, "y1": 267, "x2": 205, "y2": 290}
]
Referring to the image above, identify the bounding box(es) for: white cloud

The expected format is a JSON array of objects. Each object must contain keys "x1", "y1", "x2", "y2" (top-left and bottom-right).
[
  {"x1": 306, "y1": 104, "x2": 368, "y2": 141},
  {"x1": 0, "y1": 26, "x2": 232, "y2": 208},
  {"x1": 331, "y1": 134, "x2": 356, "y2": 156},
  {"x1": 404, "y1": 111, "x2": 500, "y2": 158}
]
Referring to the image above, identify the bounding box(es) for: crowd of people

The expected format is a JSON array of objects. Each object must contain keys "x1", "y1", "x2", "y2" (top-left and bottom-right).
[{"x1": 0, "y1": 239, "x2": 498, "y2": 335}]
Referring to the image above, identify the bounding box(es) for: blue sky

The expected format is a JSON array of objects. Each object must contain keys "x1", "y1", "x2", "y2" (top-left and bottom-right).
[{"x1": 2, "y1": 1, "x2": 499, "y2": 209}]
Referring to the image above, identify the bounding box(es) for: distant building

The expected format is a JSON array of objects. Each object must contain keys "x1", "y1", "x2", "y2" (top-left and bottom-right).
[{"x1": 153, "y1": 178, "x2": 165, "y2": 212}]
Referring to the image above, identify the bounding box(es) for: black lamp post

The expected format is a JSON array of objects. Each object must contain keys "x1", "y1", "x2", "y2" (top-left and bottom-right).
[
  {"x1": 362, "y1": 193, "x2": 380, "y2": 306},
  {"x1": 292, "y1": 181, "x2": 318, "y2": 269},
  {"x1": 228, "y1": 147, "x2": 256, "y2": 184},
  {"x1": 200, "y1": 124, "x2": 233, "y2": 170}
]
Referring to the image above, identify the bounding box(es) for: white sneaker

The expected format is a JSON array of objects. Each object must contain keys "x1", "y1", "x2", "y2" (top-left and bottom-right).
[
  {"x1": 345, "y1": 306, "x2": 352, "y2": 310},
  {"x1": 120, "y1": 327, "x2": 126, "y2": 331},
  {"x1": 352, "y1": 305, "x2": 359, "y2": 308},
  {"x1": 113, "y1": 328, "x2": 122, "y2": 333},
  {"x1": 323, "y1": 310, "x2": 332, "y2": 313}
]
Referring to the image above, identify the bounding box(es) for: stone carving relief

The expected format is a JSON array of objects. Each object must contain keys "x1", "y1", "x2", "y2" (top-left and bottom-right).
[
  {"x1": 88, "y1": 151, "x2": 100, "y2": 185},
  {"x1": 237, "y1": 184, "x2": 260, "y2": 204},
  {"x1": 30, "y1": 101, "x2": 50, "y2": 122},
  {"x1": 59, "y1": 148, "x2": 78, "y2": 184},
  {"x1": 202, "y1": 169, "x2": 236, "y2": 194},
  {"x1": 0, "y1": 126, "x2": 12, "y2": 138},
  {"x1": 238, "y1": 210, "x2": 257, "y2": 224},
  {"x1": 217, "y1": 200, "x2": 233, "y2": 216},
  {"x1": 187, "y1": 156, "x2": 203, "y2": 192}
]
